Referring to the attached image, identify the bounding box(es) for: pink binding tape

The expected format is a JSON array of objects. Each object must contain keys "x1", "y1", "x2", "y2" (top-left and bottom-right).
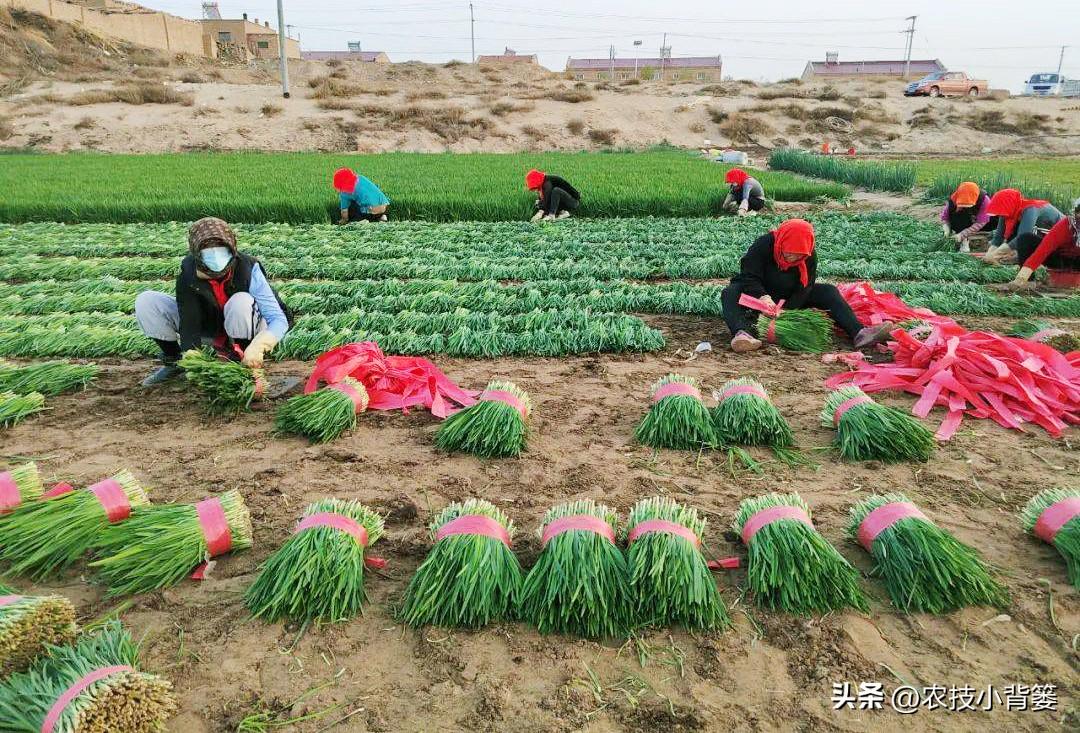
[
  {"x1": 740, "y1": 505, "x2": 814, "y2": 545},
  {"x1": 0, "y1": 471, "x2": 21, "y2": 513},
  {"x1": 0, "y1": 595, "x2": 21, "y2": 607},
  {"x1": 627, "y1": 519, "x2": 700, "y2": 547},
  {"x1": 89, "y1": 478, "x2": 130, "y2": 523},
  {"x1": 1034, "y1": 497, "x2": 1080, "y2": 544},
  {"x1": 295, "y1": 512, "x2": 369, "y2": 546},
  {"x1": 856, "y1": 502, "x2": 928, "y2": 551},
  {"x1": 1030, "y1": 328, "x2": 1066, "y2": 343},
  {"x1": 481, "y1": 390, "x2": 529, "y2": 419},
  {"x1": 435, "y1": 514, "x2": 511, "y2": 546},
  {"x1": 652, "y1": 381, "x2": 701, "y2": 403},
  {"x1": 41, "y1": 665, "x2": 133, "y2": 733},
  {"x1": 43, "y1": 482, "x2": 74, "y2": 499},
  {"x1": 719, "y1": 384, "x2": 768, "y2": 402},
  {"x1": 833, "y1": 396, "x2": 872, "y2": 426},
  {"x1": 195, "y1": 498, "x2": 232, "y2": 557},
  {"x1": 330, "y1": 381, "x2": 367, "y2": 412},
  {"x1": 541, "y1": 514, "x2": 615, "y2": 546},
  {"x1": 766, "y1": 319, "x2": 778, "y2": 344}
]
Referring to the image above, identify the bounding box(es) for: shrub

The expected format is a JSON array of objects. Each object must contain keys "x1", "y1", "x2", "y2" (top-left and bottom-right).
[
  {"x1": 810, "y1": 85, "x2": 842, "y2": 101},
  {"x1": 720, "y1": 114, "x2": 773, "y2": 143},
  {"x1": 73, "y1": 116, "x2": 95, "y2": 130},
  {"x1": 490, "y1": 100, "x2": 534, "y2": 117},
  {"x1": 179, "y1": 72, "x2": 205, "y2": 84},
  {"x1": 756, "y1": 86, "x2": 802, "y2": 100},
  {"x1": 316, "y1": 98, "x2": 356, "y2": 111},
  {"x1": 65, "y1": 84, "x2": 194, "y2": 107},
  {"x1": 566, "y1": 118, "x2": 585, "y2": 135},
  {"x1": 706, "y1": 106, "x2": 727, "y2": 124},
  {"x1": 544, "y1": 89, "x2": 594, "y2": 103},
  {"x1": 406, "y1": 89, "x2": 447, "y2": 101},
  {"x1": 260, "y1": 103, "x2": 282, "y2": 117},
  {"x1": 698, "y1": 84, "x2": 739, "y2": 97},
  {"x1": 588, "y1": 128, "x2": 617, "y2": 145},
  {"x1": 768, "y1": 148, "x2": 916, "y2": 192},
  {"x1": 688, "y1": 121, "x2": 706, "y2": 134},
  {"x1": 778, "y1": 77, "x2": 804, "y2": 85},
  {"x1": 308, "y1": 76, "x2": 362, "y2": 99},
  {"x1": 0, "y1": 117, "x2": 12, "y2": 140},
  {"x1": 387, "y1": 106, "x2": 492, "y2": 142},
  {"x1": 869, "y1": 89, "x2": 886, "y2": 99},
  {"x1": 777, "y1": 102, "x2": 809, "y2": 120},
  {"x1": 521, "y1": 124, "x2": 545, "y2": 140},
  {"x1": 443, "y1": 59, "x2": 465, "y2": 68}
]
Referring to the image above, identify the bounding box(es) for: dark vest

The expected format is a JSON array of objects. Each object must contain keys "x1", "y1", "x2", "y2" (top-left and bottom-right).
[{"x1": 178, "y1": 253, "x2": 293, "y2": 341}]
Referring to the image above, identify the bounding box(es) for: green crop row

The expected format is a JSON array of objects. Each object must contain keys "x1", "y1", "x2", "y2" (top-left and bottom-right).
[
  {"x1": 923, "y1": 171, "x2": 1076, "y2": 218},
  {"x1": 768, "y1": 149, "x2": 917, "y2": 193}
]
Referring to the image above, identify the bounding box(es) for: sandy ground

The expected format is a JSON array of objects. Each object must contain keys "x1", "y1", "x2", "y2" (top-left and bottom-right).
[{"x1": 2, "y1": 314, "x2": 1077, "y2": 732}]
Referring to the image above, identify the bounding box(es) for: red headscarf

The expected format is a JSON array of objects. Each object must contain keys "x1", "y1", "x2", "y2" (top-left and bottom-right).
[
  {"x1": 525, "y1": 169, "x2": 545, "y2": 190},
  {"x1": 987, "y1": 189, "x2": 1050, "y2": 239},
  {"x1": 725, "y1": 168, "x2": 749, "y2": 186},
  {"x1": 772, "y1": 219, "x2": 815, "y2": 287},
  {"x1": 333, "y1": 168, "x2": 359, "y2": 193}
]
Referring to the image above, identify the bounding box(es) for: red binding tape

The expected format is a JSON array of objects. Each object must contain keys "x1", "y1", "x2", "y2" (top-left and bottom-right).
[
  {"x1": 252, "y1": 371, "x2": 267, "y2": 399},
  {"x1": 41, "y1": 665, "x2": 133, "y2": 733},
  {"x1": 89, "y1": 478, "x2": 130, "y2": 523},
  {"x1": 627, "y1": 519, "x2": 700, "y2": 547},
  {"x1": 0, "y1": 595, "x2": 21, "y2": 607},
  {"x1": 435, "y1": 514, "x2": 511, "y2": 546},
  {"x1": 740, "y1": 505, "x2": 814, "y2": 545},
  {"x1": 329, "y1": 381, "x2": 368, "y2": 412},
  {"x1": 295, "y1": 512, "x2": 369, "y2": 547},
  {"x1": 652, "y1": 381, "x2": 701, "y2": 403},
  {"x1": 706, "y1": 557, "x2": 740, "y2": 570},
  {"x1": 833, "y1": 395, "x2": 872, "y2": 426},
  {"x1": 43, "y1": 482, "x2": 74, "y2": 499},
  {"x1": 541, "y1": 514, "x2": 615, "y2": 546},
  {"x1": 481, "y1": 390, "x2": 529, "y2": 419},
  {"x1": 195, "y1": 498, "x2": 232, "y2": 558},
  {"x1": 0, "y1": 471, "x2": 21, "y2": 513},
  {"x1": 1034, "y1": 498, "x2": 1080, "y2": 544},
  {"x1": 766, "y1": 318, "x2": 778, "y2": 344},
  {"x1": 719, "y1": 384, "x2": 768, "y2": 402},
  {"x1": 856, "y1": 502, "x2": 928, "y2": 551}
]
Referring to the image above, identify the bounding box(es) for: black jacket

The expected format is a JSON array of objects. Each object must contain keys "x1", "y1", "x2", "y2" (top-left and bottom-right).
[
  {"x1": 731, "y1": 232, "x2": 817, "y2": 308},
  {"x1": 541, "y1": 175, "x2": 581, "y2": 202},
  {"x1": 176, "y1": 253, "x2": 293, "y2": 351}
]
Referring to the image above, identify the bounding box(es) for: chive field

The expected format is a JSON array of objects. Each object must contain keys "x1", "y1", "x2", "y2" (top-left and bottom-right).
[{"x1": 768, "y1": 149, "x2": 917, "y2": 193}]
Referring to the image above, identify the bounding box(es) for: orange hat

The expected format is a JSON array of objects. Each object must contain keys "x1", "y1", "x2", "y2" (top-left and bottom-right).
[
  {"x1": 525, "y1": 169, "x2": 545, "y2": 190},
  {"x1": 951, "y1": 182, "x2": 980, "y2": 207},
  {"x1": 725, "y1": 168, "x2": 749, "y2": 186},
  {"x1": 333, "y1": 168, "x2": 358, "y2": 193},
  {"x1": 772, "y1": 219, "x2": 815, "y2": 287}
]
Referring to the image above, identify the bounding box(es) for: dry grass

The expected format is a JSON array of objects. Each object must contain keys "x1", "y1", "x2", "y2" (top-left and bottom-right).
[
  {"x1": 698, "y1": 83, "x2": 740, "y2": 97},
  {"x1": 260, "y1": 103, "x2": 282, "y2": 117},
  {"x1": 0, "y1": 116, "x2": 13, "y2": 140},
  {"x1": 809, "y1": 85, "x2": 842, "y2": 101},
  {"x1": 688, "y1": 121, "x2": 706, "y2": 134},
  {"x1": 541, "y1": 88, "x2": 594, "y2": 103},
  {"x1": 329, "y1": 67, "x2": 349, "y2": 80},
  {"x1": 315, "y1": 98, "x2": 357, "y2": 111},
  {"x1": 386, "y1": 105, "x2": 492, "y2": 141},
  {"x1": 756, "y1": 86, "x2": 802, "y2": 100},
  {"x1": 868, "y1": 89, "x2": 886, "y2": 99},
  {"x1": 191, "y1": 106, "x2": 218, "y2": 117},
  {"x1": 587, "y1": 127, "x2": 617, "y2": 145},
  {"x1": 966, "y1": 109, "x2": 1051, "y2": 135},
  {"x1": 778, "y1": 77, "x2": 804, "y2": 85},
  {"x1": 706, "y1": 106, "x2": 728, "y2": 124},
  {"x1": 73, "y1": 115, "x2": 95, "y2": 130},
  {"x1": 234, "y1": 106, "x2": 250, "y2": 114},
  {"x1": 64, "y1": 83, "x2": 194, "y2": 107},
  {"x1": 521, "y1": 124, "x2": 545, "y2": 140},
  {"x1": 620, "y1": 78, "x2": 641, "y2": 86},
  {"x1": 489, "y1": 100, "x2": 534, "y2": 117},
  {"x1": 566, "y1": 118, "x2": 585, "y2": 135},
  {"x1": 406, "y1": 89, "x2": 448, "y2": 101},
  {"x1": 179, "y1": 72, "x2": 205, "y2": 84},
  {"x1": 300, "y1": 118, "x2": 321, "y2": 132},
  {"x1": 720, "y1": 113, "x2": 773, "y2": 143},
  {"x1": 131, "y1": 67, "x2": 163, "y2": 80},
  {"x1": 307, "y1": 76, "x2": 364, "y2": 99},
  {"x1": 443, "y1": 59, "x2": 466, "y2": 68}
]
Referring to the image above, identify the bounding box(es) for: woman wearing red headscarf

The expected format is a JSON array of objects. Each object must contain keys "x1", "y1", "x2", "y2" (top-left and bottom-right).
[
  {"x1": 721, "y1": 219, "x2": 893, "y2": 353},
  {"x1": 525, "y1": 169, "x2": 581, "y2": 221},
  {"x1": 983, "y1": 188, "x2": 1062, "y2": 264},
  {"x1": 1000, "y1": 197, "x2": 1080, "y2": 291},
  {"x1": 721, "y1": 168, "x2": 765, "y2": 216}
]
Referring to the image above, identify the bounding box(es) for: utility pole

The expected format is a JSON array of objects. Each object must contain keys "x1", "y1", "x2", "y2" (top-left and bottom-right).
[
  {"x1": 276, "y1": 0, "x2": 290, "y2": 98},
  {"x1": 1057, "y1": 45, "x2": 1067, "y2": 75},
  {"x1": 470, "y1": 3, "x2": 475, "y2": 63},
  {"x1": 660, "y1": 33, "x2": 667, "y2": 79},
  {"x1": 633, "y1": 39, "x2": 642, "y2": 77},
  {"x1": 902, "y1": 15, "x2": 916, "y2": 80},
  {"x1": 609, "y1": 44, "x2": 615, "y2": 81}
]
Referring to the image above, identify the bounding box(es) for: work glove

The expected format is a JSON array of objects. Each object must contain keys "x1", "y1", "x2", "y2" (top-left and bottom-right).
[
  {"x1": 530, "y1": 210, "x2": 545, "y2": 222},
  {"x1": 758, "y1": 294, "x2": 776, "y2": 309},
  {"x1": 242, "y1": 330, "x2": 279, "y2": 369},
  {"x1": 941, "y1": 223, "x2": 951, "y2": 237},
  {"x1": 952, "y1": 234, "x2": 963, "y2": 243}
]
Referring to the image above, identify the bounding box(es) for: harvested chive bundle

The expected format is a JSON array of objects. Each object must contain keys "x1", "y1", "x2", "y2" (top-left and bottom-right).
[
  {"x1": 1021, "y1": 488, "x2": 1080, "y2": 589},
  {"x1": 734, "y1": 492, "x2": 867, "y2": 614},
  {"x1": 0, "y1": 620, "x2": 177, "y2": 733},
  {"x1": 625, "y1": 497, "x2": 729, "y2": 631},
  {"x1": 399, "y1": 499, "x2": 522, "y2": 629},
  {"x1": 245, "y1": 499, "x2": 384, "y2": 624},
  {"x1": 822, "y1": 386, "x2": 935, "y2": 462},
  {"x1": 0, "y1": 360, "x2": 98, "y2": 396},
  {"x1": 757, "y1": 309, "x2": 832, "y2": 353},
  {"x1": 435, "y1": 380, "x2": 531, "y2": 458},
  {"x1": 275, "y1": 377, "x2": 369, "y2": 443},
  {"x1": 0, "y1": 391, "x2": 45, "y2": 428},
  {"x1": 849, "y1": 493, "x2": 1008, "y2": 613},
  {"x1": 0, "y1": 591, "x2": 77, "y2": 676},
  {"x1": 0, "y1": 471, "x2": 148, "y2": 580},
  {"x1": 634, "y1": 374, "x2": 717, "y2": 450},
  {"x1": 519, "y1": 500, "x2": 631, "y2": 638},
  {"x1": 0, "y1": 462, "x2": 44, "y2": 513},
  {"x1": 711, "y1": 378, "x2": 794, "y2": 448},
  {"x1": 91, "y1": 490, "x2": 252, "y2": 597},
  {"x1": 1009, "y1": 319, "x2": 1080, "y2": 354},
  {"x1": 178, "y1": 348, "x2": 266, "y2": 416}
]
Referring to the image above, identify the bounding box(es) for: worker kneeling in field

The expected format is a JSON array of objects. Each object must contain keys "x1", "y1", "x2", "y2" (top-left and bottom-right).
[
  {"x1": 721, "y1": 168, "x2": 765, "y2": 217},
  {"x1": 134, "y1": 217, "x2": 293, "y2": 386},
  {"x1": 940, "y1": 181, "x2": 995, "y2": 253},
  {"x1": 983, "y1": 188, "x2": 1063, "y2": 265},
  {"x1": 334, "y1": 167, "x2": 390, "y2": 224},
  {"x1": 721, "y1": 219, "x2": 893, "y2": 353},
  {"x1": 526, "y1": 169, "x2": 580, "y2": 221},
  {"x1": 999, "y1": 198, "x2": 1080, "y2": 291}
]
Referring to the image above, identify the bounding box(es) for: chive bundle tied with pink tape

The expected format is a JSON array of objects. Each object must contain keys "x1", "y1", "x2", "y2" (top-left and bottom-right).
[
  {"x1": 0, "y1": 462, "x2": 44, "y2": 514},
  {"x1": 1022, "y1": 488, "x2": 1080, "y2": 589},
  {"x1": 275, "y1": 377, "x2": 370, "y2": 443},
  {"x1": 0, "y1": 471, "x2": 148, "y2": 580},
  {"x1": 178, "y1": 348, "x2": 266, "y2": 416},
  {"x1": 436, "y1": 380, "x2": 532, "y2": 458},
  {"x1": 849, "y1": 493, "x2": 1007, "y2": 613},
  {"x1": 0, "y1": 585, "x2": 77, "y2": 676},
  {"x1": 734, "y1": 492, "x2": 867, "y2": 614},
  {"x1": 822, "y1": 385, "x2": 935, "y2": 462},
  {"x1": 711, "y1": 377, "x2": 795, "y2": 452},
  {"x1": 739, "y1": 294, "x2": 832, "y2": 353},
  {"x1": 635, "y1": 374, "x2": 717, "y2": 451}
]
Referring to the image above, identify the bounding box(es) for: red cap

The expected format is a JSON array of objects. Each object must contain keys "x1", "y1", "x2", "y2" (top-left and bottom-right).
[
  {"x1": 525, "y1": 169, "x2": 545, "y2": 190},
  {"x1": 333, "y1": 168, "x2": 358, "y2": 193}
]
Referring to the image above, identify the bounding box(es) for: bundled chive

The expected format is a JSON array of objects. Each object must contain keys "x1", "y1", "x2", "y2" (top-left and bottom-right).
[
  {"x1": 0, "y1": 471, "x2": 148, "y2": 581},
  {"x1": 1009, "y1": 319, "x2": 1080, "y2": 354},
  {"x1": 519, "y1": 500, "x2": 631, "y2": 638},
  {"x1": 711, "y1": 378, "x2": 794, "y2": 448},
  {"x1": 625, "y1": 496, "x2": 730, "y2": 631},
  {"x1": 0, "y1": 462, "x2": 44, "y2": 512},
  {"x1": 399, "y1": 499, "x2": 522, "y2": 629},
  {"x1": 435, "y1": 380, "x2": 531, "y2": 458},
  {"x1": 90, "y1": 490, "x2": 252, "y2": 597},
  {"x1": 275, "y1": 377, "x2": 369, "y2": 443},
  {"x1": 849, "y1": 493, "x2": 1008, "y2": 613},
  {"x1": 899, "y1": 319, "x2": 934, "y2": 341},
  {"x1": 0, "y1": 391, "x2": 45, "y2": 429},
  {"x1": 178, "y1": 348, "x2": 266, "y2": 416},
  {"x1": 245, "y1": 499, "x2": 383, "y2": 624},
  {"x1": 822, "y1": 386, "x2": 935, "y2": 462},
  {"x1": 634, "y1": 374, "x2": 717, "y2": 451},
  {"x1": 0, "y1": 360, "x2": 98, "y2": 396},
  {"x1": 756, "y1": 309, "x2": 832, "y2": 353},
  {"x1": 0, "y1": 590, "x2": 77, "y2": 677},
  {"x1": 1021, "y1": 488, "x2": 1080, "y2": 589},
  {"x1": 0, "y1": 620, "x2": 177, "y2": 732},
  {"x1": 734, "y1": 492, "x2": 867, "y2": 614}
]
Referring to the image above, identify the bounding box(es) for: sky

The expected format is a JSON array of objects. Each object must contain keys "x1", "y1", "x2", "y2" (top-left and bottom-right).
[{"x1": 147, "y1": 1, "x2": 1076, "y2": 90}]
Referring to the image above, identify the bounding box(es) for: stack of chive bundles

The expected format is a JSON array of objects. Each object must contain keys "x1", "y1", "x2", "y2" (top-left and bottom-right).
[
  {"x1": 900, "y1": 319, "x2": 934, "y2": 341},
  {"x1": 0, "y1": 585, "x2": 77, "y2": 676},
  {"x1": 734, "y1": 493, "x2": 867, "y2": 614},
  {"x1": 519, "y1": 500, "x2": 631, "y2": 638},
  {"x1": 849, "y1": 493, "x2": 1007, "y2": 613},
  {"x1": 275, "y1": 377, "x2": 369, "y2": 443},
  {"x1": 0, "y1": 471, "x2": 148, "y2": 580},
  {"x1": 822, "y1": 386, "x2": 935, "y2": 462},
  {"x1": 1021, "y1": 488, "x2": 1080, "y2": 589},
  {"x1": 1009, "y1": 320, "x2": 1080, "y2": 354},
  {"x1": 0, "y1": 360, "x2": 98, "y2": 396},
  {"x1": 757, "y1": 309, "x2": 831, "y2": 353},
  {"x1": 178, "y1": 348, "x2": 266, "y2": 416},
  {"x1": 91, "y1": 490, "x2": 252, "y2": 596},
  {"x1": 634, "y1": 374, "x2": 717, "y2": 450},
  {"x1": 399, "y1": 499, "x2": 522, "y2": 629},
  {"x1": 0, "y1": 391, "x2": 45, "y2": 429},
  {"x1": 245, "y1": 499, "x2": 383, "y2": 624},
  {"x1": 0, "y1": 462, "x2": 44, "y2": 513},
  {"x1": 0, "y1": 621, "x2": 177, "y2": 733},
  {"x1": 711, "y1": 378, "x2": 794, "y2": 449},
  {"x1": 625, "y1": 497, "x2": 729, "y2": 631},
  {"x1": 435, "y1": 380, "x2": 531, "y2": 458}
]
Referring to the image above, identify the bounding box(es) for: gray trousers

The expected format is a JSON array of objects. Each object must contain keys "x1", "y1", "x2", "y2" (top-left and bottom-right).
[{"x1": 134, "y1": 291, "x2": 267, "y2": 344}]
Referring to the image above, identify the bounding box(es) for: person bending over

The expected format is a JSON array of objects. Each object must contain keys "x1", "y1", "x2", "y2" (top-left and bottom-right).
[
  {"x1": 334, "y1": 168, "x2": 390, "y2": 224},
  {"x1": 1000, "y1": 198, "x2": 1080, "y2": 291},
  {"x1": 721, "y1": 168, "x2": 766, "y2": 217},
  {"x1": 941, "y1": 181, "x2": 994, "y2": 253},
  {"x1": 526, "y1": 169, "x2": 580, "y2": 221},
  {"x1": 984, "y1": 188, "x2": 1062, "y2": 265}
]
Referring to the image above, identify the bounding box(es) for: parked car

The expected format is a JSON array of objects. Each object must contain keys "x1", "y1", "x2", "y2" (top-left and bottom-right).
[
  {"x1": 904, "y1": 71, "x2": 988, "y2": 98},
  {"x1": 1024, "y1": 72, "x2": 1080, "y2": 97}
]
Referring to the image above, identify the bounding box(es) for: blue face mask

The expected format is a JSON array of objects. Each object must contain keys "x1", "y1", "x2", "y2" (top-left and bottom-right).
[{"x1": 199, "y1": 246, "x2": 233, "y2": 273}]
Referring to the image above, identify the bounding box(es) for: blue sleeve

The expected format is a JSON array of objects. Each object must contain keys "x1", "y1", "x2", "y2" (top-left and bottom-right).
[
  {"x1": 339, "y1": 192, "x2": 351, "y2": 210},
  {"x1": 249, "y1": 265, "x2": 289, "y2": 340}
]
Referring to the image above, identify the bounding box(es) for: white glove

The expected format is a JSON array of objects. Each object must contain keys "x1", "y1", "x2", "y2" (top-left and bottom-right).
[
  {"x1": 941, "y1": 223, "x2": 951, "y2": 237},
  {"x1": 530, "y1": 210, "x2": 545, "y2": 222},
  {"x1": 242, "y1": 331, "x2": 279, "y2": 368},
  {"x1": 759, "y1": 295, "x2": 776, "y2": 308},
  {"x1": 952, "y1": 234, "x2": 963, "y2": 243}
]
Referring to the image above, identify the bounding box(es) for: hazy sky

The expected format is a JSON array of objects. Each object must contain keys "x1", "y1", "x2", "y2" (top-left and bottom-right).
[{"x1": 149, "y1": 1, "x2": 1075, "y2": 89}]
